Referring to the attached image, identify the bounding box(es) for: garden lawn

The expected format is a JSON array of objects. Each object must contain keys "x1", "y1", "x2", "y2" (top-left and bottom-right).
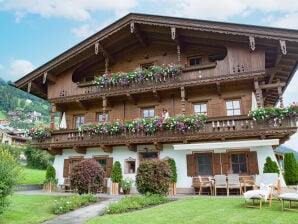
[
  {"x1": 0, "y1": 111, "x2": 6, "y2": 119},
  {"x1": 0, "y1": 194, "x2": 62, "y2": 224},
  {"x1": 87, "y1": 197, "x2": 296, "y2": 224},
  {"x1": 20, "y1": 167, "x2": 46, "y2": 184}
]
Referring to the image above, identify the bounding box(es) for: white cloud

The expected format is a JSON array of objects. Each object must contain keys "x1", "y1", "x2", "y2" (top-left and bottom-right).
[
  {"x1": 71, "y1": 24, "x2": 93, "y2": 38},
  {"x1": 8, "y1": 59, "x2": 34, "y2": 80},
  {"x1": 0, "y1": 64, "x2": 3, "y2": 70},
  {"x1": 268, "y1": 12, "x2": 298, "y2": 29},
  {"x1": 0, "y1": 0, "x2": 138, "y2": 21}
]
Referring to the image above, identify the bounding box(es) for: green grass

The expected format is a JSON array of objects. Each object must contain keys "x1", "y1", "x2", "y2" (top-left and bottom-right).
[
  {"x1": 20, "y1": 167, "x2": 46, "y2": 184},
  {"x1": 87, "y1": 197, "x2": 297, "y2": 224},
  {"x1": 0, "y1": 194, "x2": 61, "y2": 224},
  {"x1": 0, "y1": 111, "x2": 7, "y2": 119}
]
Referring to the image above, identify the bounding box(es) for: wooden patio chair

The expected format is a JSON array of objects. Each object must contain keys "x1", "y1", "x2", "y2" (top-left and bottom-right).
[
  {"x1": 60, "y1": 177, "x2": 72, "y2": 192},
  {"x1": 214, "y1": 175, "x2": 227, "y2": 196},
  {"x1": 240, "y1": 175, "x2": 256, "y2": 193},
  {"x1": 227, "y1": 174, "x2": 242, "y2": 196},
  {"x1": 244, "y1": 183, "x2": 273, "y2": 209},
  {"x1": 192, "y1": 176, "x2": 213, "y2": 195},
  {"x1": 255, "y1": 173, "x2": 280, "y2": 197}
]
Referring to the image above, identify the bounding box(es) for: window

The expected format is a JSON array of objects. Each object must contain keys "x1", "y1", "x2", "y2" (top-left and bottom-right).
[
  {"x1": 125, "y1": 158, "x2": 136, "y2": 174},
  {"x1": 97, "y1": 113, "x2": 108, "y2": 122},
  {"x1": 95, "y1": 157, "x2": 107, "y2": 171},
  {"x1": 74, "y1": 115, "x2": 84, "y2": 128},
  {"x1": 194, "y1": 103, "x2": 207, "y2": 115},
  {"x1": 139, "y1": 151, "x2": 159, "y2": 162},
  {"x1": 226, "y1": 100, "x2": 241, "y2": 116},
  {"x1": 143, "y1": 108, "x2": 155, "y2": 118},
  {"x1": 189, "y1": 57, "x2": 202, "y2": 66},
  {"x1": 231, "y1": 153, "x2": 247, "y2": 173},
  {"x1": 196, "y1": 154, "x2": 213, "y2": 175}
]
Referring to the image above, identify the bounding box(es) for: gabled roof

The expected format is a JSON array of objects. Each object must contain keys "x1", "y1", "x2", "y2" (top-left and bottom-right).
[{"x1": 14, "y1": 13, "x2": 298, "y2": 104}]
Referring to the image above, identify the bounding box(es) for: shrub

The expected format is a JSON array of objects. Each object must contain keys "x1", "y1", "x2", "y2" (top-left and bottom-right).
[
  {"x1": 110, "y1": 161, "x2": 123, "y2": 183},
  {"x1": 46, "y1": 164, "x2": 56, "y2": 180},
  {"x1": 263, "y1": 156, "x2": 279, "y2": 174},
  {"x1": 0, "y1": 143, "x2": 22, "y2": 161},
  {"x1": 167, "y1": 158, "x2": 177, "y2": 183},
  {"x1": 70, "y1": 159, "x2": 105, "y2": 194},
  {"x1": 52, "y1": 194, "x2": 97, "y2": 214},
  {"x1": 284, "y1": 152, "x2": 298, "y2": 185},
  {"x1": 105, "y1": 194, "x2": 168, "y2": 214},
  {"x1": 24, "y1": 144, "x2": 54, "y2": 169},
  {"x1": 136, "y1": 159, "x2": 172, "y2": 195},
  {"x1": 0, "y1": 147, "x2": 23, "y2": 214}
]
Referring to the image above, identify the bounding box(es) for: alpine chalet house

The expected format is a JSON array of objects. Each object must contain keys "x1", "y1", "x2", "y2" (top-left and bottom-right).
[{"x1": 15, "y1": 14, "x2": 298, "y2": 193}]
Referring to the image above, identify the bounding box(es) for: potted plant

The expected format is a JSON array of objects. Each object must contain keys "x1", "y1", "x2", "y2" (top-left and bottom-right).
[
  {"x1": 110, "y1": 161, "x2": 123, "y2": 195},
  {"x1": 167, "y1": 158, "x2": 177, "y2": 195},
  {"x1": 121, "y1": 177, "x2": 134, "y2": 194},
  {"x1": 43, "y1": 164, "x2": 57, "y2": 192}
]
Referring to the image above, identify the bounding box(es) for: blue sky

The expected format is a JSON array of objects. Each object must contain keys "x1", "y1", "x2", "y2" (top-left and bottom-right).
[{"x1": 0, "y1": 0, "x2": 297, "y2": 149}]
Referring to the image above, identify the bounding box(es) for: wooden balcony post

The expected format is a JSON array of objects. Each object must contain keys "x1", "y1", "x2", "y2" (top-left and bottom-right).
[
  {"x1": 51, "y1": 104, "x2": 56, "y2": 129},
  {"x1": 102, "y1": 96, "x2": 107, "y2": 122},
  {"x1": 254, "y1": 78, "x2": 263, "y2": 108},
  {"x1": 181, "y1": 86, "x2": 186, "y2": 115}
]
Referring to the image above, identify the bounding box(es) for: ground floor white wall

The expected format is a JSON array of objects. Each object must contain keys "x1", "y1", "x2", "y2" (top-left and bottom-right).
[{"x1": 53, "y1": 140, "x2": 286, "y2": 193}]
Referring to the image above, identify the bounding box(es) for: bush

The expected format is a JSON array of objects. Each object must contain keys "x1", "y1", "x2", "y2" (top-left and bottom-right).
[
  {"x1": 0, "y1": 143, "x2": 22, "y2": 161},
  {"x1": 136, "y1": 159, "x2": 172, "y2": 195},
  {"x1": 70, "y1": 159, "x2": 105, "y2": 194},
  {"x1": 46, "y1": 164, "x2": 56, "y2": 180},
  {"x1": 24, "y1": 144, "x2": 54, "y2": 169},
  {"x1": 284, "y1": 152, "x2": 298, "y2": 185},
  {"x1": 110, "y1": 161, "x2": 122, "y2": 183},
  {"x1": 0, "y1": 147, "x2": 23, "y2": 214},
  {"x1": 263, "y1": 156, "x2": 279, "y2": 174},
  {"x1": 167, "y1": 158, "x2": 177, "y2": 183},
  {"x1": 52, "y1": 194, "x2": 97, "y2": 214},
  {"x1": 105, "y1": 194, "x2": 168, "y2": 214}
]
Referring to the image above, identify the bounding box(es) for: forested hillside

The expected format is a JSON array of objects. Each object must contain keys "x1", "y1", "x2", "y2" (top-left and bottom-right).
[{"x1": 0, "y1": 78, "x2": 51, "y2": 129}]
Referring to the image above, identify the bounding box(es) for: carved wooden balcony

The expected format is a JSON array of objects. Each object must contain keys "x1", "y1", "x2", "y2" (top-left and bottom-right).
[
  {"x1": 49, "y1": 66, "x2": 265, "y2": 103},
  {"x1": 31, "y1": 116, "x2": 297, "y2": 154}
]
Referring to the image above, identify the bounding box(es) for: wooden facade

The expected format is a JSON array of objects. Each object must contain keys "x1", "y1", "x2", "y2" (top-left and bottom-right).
[{"x1": 14, "y1": 14, "x2": 298, "y2": 189}]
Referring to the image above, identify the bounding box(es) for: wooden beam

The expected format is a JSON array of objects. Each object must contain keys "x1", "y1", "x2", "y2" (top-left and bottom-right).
[
  {"x1": 126, "y1": 143, "x2": 137, "y2": 152},
  {"x1": 76, "y1": 100, "x2": 89, "y2": 110},
  {"x1": 46, "y1": 72, "x2": 57, "y2": 84},
  {"x1": 97, "y1": 42, "x2": 115, "y2": 64},
  {"x1": 152, "y1": 90, "x2": 161, "y2": 102},
  {"x1": 47, "y1": 147, "x2": 62, "y2": 155},
  {"x1": 259, "y1": 82, "x2": 286, "y2": 90},
  {"x1": 126, "y1": 93, "x2": 137, "y2": 105},
  {"x1": 154, "y1": 142, "x2": 163, "y2": 151},
  {"x1": 100, "y1": 144, "x2": 113, "y2": 153},
  {"x1": 73, "y1": 146, "x2": 86, "y2": 154},
  {"x1": 130, "y1": 22, "x2": 147, "y2": 47}
]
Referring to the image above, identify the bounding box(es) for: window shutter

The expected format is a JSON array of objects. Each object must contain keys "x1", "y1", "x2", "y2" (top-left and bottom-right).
[
  {"x1": 213, "y1": 153, "x2": 221, "y2": 175},
  {"x1": 63, "y1": 159, "x2": 70, "y2": 177},
  {"x1": 248, "y1": 151, "x2": 259, "y2": 175},
  {"x1": 106, "y1": 157, "x2": 113, "y2": 177},
  {"x1": 221, "y1": 153, "x2": 230, "y2": 174},
  {"x1": 186, "y1": 154, "x2": 197, "y2": 176}
]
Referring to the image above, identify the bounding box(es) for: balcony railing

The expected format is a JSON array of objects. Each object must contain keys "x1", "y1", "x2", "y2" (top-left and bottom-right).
[
  {"x1": 50, "y1": 68, "x2": 265, "y2": 103},
  {"x1": 31, "y1": 117, "x2": 297, "y2": 150}
]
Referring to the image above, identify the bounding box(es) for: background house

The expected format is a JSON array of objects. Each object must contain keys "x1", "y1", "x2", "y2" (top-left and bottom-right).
[{"x1": 14, "y1": 13, "x2": 298, "y2": 193}]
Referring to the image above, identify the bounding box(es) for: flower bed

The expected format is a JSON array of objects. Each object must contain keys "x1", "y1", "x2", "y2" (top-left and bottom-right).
[
  {"x1": 93, "y1": 63, "x2": 183, "y2": 88},
  {"x1": 79, "y1": 113, "x2": 207, "y2": 136},
  {"x1": 248, "y1": 103, "x2": 298, "y2": 122}
]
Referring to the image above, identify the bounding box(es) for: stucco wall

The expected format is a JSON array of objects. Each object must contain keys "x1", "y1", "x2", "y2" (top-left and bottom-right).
[{"x1": 53, "y1": 143, "x2": 284, "y2": 192}]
